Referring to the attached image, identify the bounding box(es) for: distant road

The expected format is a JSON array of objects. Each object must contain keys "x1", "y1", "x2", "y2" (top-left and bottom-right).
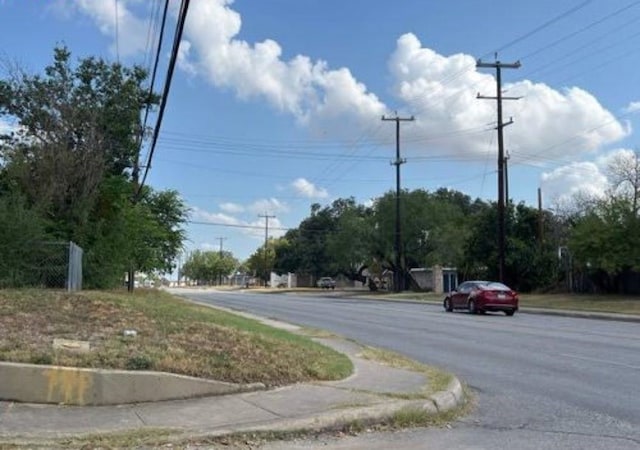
[{"x1": 173, "y1": 289, "x2": 640, "y2": 449}]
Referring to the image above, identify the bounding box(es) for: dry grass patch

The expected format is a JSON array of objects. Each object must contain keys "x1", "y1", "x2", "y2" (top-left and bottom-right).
[
  {"x1": 358, "y1": 347, "x2": 452, "y2": 398},
  {"x1": 520, "y1": 293, "x2": 640, "y2": 315},
  {"x1": 0, "y1": 289, "x2": 352, "y2": 386},
  {"x1": 361, "y1": 291, "x2": 640, "y2": 315}
]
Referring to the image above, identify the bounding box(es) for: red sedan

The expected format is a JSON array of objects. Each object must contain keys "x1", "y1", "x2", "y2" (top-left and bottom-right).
[{"x1": 443, "y1": 281, "x2": 518, "y2": 316}]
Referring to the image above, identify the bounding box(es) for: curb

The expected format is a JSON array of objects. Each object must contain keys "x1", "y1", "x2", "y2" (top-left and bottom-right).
[
  {"x1": 0, "y1": 362, "x2": 265, "y2": 406},
  {"x1": 181, "y1": 376, "x2": 466, "y2": 441}
]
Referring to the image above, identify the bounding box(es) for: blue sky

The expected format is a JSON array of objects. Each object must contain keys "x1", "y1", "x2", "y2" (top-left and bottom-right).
[{"x1": 2, "y1": 0, "x2": 640, "y2": 264}]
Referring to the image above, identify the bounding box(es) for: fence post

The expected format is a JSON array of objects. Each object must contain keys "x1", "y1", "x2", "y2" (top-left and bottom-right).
[{"x1": 67, "y1": 241, "x2": 83, "y2": 291}]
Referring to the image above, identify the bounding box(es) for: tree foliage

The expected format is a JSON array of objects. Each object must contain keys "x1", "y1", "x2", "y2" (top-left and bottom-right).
[
  {"x1": 181, "y1": 250, "x2": 239, "y2": 285},
  {"x1": 271, "y1": 188, "x2": 565, "y2": 292},
  {"x1": 0, "y1": 47, "x2": 186, "y2": 288}
]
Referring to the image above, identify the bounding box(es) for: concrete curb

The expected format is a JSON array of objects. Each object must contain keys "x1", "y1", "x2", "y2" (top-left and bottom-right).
[
  {"x1": 0, "y1": 362, "x2": 265, "y2": 406},
  {"x1": 183, "y1": 375, "x2": 466, "y2": 441}
]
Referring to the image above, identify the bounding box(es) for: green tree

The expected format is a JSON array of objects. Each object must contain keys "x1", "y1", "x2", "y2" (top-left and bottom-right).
[
  {"x1": 463, "y1": 201, "x2": 558, "y2": 291},
  {"x1": 246, "y1": 238, "x2": 283, "y2": 283},
  {"x1": 569, "y1": 197, "x2": 640, "y2": 292},
  {"x1": 181, "y1": 250, "x2": 239, "y2": 285},
  {"x1": 0, "y1": 47, "x2": 186, "y2": 288},
  {"x1": 0, "y1": 191, "x2": 51, "y2": 287},
  {"x1": 370, "y1": 189, "x2": 475, "y2": 288},
  {"x1": 326, "y1": 199, "x2": 372, "y2": 283}
]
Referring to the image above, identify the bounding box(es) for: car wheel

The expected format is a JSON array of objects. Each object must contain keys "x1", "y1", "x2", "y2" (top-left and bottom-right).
[
  {"x1": 444, "y1": 297, "x2": 453, "y2": 312},
  {"x1": 468, "y1": 299, "x2": 477, "y2": 314},
  {"x1": 505, "y1": 309, "x2": 515, "y2": 316}
]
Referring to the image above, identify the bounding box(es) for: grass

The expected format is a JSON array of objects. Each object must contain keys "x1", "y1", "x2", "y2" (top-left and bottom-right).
[
  {"x1": 0, "y1": 289, "x2": 352, "y2": 386},
  {"x1": 519, "y1": 293, "x2": 640, "y2": 315},
  {"x1": 349, "y1": 290, "x2": 640, "y2": 315},
  {"x1": 358, "y1": 346, "x2": 453, "y2": 398}
]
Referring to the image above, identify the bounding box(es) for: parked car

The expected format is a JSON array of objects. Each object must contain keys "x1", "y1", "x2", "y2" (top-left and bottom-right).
[
  {"x1": 317, "y1": 277, "x2": 336, "y2": 289},
  {"x1": 443, "y1": 280, "x2": 518, "y2": 316}
]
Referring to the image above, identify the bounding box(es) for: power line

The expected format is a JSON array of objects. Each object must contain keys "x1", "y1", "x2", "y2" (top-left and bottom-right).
[
  {"x1": 493, "y1": 0, "x2": 593, "y2": 55},
  {"x1": 520, "y1": 0, "x2": 640, "y2": 61},
  {"x1": 137, "y1": 0, "x2": 191, "y2": 197}
]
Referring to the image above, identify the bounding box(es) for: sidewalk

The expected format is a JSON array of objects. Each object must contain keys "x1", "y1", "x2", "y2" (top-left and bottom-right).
[{"x1": 0, "y1": 336, "x2": 464, "y2": 447}]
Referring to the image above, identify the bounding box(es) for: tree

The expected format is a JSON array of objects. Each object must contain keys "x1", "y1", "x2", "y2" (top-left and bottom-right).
[
  {"x1": 607, "y1": 149, "x2": 640, "y2": 215},
  {"x1": 246, "y1": 238, "x2": 283, "y2": 282},
  {"x1": 463, "y1": 201, "x2": 559, "y2": 291},
  {"x1": 560, "y1": 152, "x2": 640, "y2": 293},
  {"x1": 0, "y1": 47, "x2": 186, "y2": 288},
  {"x1": 369, "y1": 189, "x2": 476, "y2": 288},
  {"x1": 181, "y1": 250, "x2": 238, "y2": 285},
  {"x1": 0, "y1": 191, "x2": 51, "y2": 287},
  {"x1": 569, "y1": 196, "x2": 640, "y2": 292},
  {"x1": 326, "y1": 200, "x2": 372, "y2": 283}
]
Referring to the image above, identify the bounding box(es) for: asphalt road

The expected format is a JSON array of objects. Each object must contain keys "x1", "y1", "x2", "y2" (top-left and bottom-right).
[{"x1": 174, "y1": 289, "x2": 640, "y2": 449}]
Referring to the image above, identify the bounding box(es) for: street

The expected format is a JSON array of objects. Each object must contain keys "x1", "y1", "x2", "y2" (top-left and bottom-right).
[{"x1": 174, "y1": 289, "x2": 640, "y2": 449}]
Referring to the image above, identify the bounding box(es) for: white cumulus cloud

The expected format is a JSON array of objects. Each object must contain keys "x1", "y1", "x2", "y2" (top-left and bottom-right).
[
  {"x1": 388, "y1": 33, "x2": 628, "y2": 162},
  {"x1": 179, "y1": 0, "x2": 385, "y2": 133},
  {"x1": 540, "y1": 148, "x2": 639, "y2": 208},
  {"x1": 624, "y1": 101, "x2": 640, "y2": 113},
  {"x1": 190, "y1": 206, "x2": 241, "y2": 226},
  {"x1": 247, "y1": 197, "x2": 289, "y2": 215},
  {"x1": 291, "y1": 178, "x2": 328, "y2": 199},
  {"x1": 68, "y1": 1, "x2": 629, "y2": 163},
  {"x1": 541, "y1": 162, "x2": 608, "y2": 207},
  {"x1": 69, "y1": 0, "x2": 152, "y2": 57},
  {"x1": 219, "y1": 202, "x2": 244, "y2": 214}
]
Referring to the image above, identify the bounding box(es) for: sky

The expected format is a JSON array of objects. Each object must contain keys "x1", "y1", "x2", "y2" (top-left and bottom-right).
[{"x1": 1, "y1": 0, "x2": 640, "y2": 265}]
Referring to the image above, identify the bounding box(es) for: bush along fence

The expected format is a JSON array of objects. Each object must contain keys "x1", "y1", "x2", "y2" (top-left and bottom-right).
[{"x1": 0, "y1": 241, "x2": 83, "y2": 291}]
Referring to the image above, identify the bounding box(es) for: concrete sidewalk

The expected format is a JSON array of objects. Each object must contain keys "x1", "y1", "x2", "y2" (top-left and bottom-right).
[{"x1": 0, "y1": 336, "x2": 464, "y2": 447}]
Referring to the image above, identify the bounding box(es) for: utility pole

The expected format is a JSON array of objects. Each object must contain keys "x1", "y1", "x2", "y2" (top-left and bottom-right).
[
  {"x1": 504, "y1": 150, "x2": 510, "y2": 205},
  {"x1": 477, "y1": 57, "x2": 521, "y2": 283},
  {"x1": 258, "y1": 214, "x2": 275, "y2": 286},
  {"x1": 537, "y1": 188, "x2": 544, "y2": 246},
  {"x1": 215, "y1": 237, "x2": 227, "y2": 286},
  {"x1": 128, "y1": 152, "x2": 141, "y2": 292},
  {"x1": 382, "y1": 114, "x2": 414, "y2": 292},
  {"x1": 215, "y1": 237, "x2": 227, "y2": 255}
]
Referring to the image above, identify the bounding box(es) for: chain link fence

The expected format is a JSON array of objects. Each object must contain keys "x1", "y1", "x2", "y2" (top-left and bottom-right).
[{"x1": 0, "y1": 241, "x2": 83, "y2": 291}]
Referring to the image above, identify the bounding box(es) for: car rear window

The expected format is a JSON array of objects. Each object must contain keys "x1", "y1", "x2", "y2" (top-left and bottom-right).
[{"x1": 485, "y1": 282, "x2": 510, "y2": 291}]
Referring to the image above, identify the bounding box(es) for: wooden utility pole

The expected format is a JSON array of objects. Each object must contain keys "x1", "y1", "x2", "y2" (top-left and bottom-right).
[
  {"x1": 382, "y1": 114, "x2": 414, "y2": 292},
  {"x1": 504, "y1": 151, "x2": 510, "y2": 204},
  {"x1": 538, "y1": 188, "x2": 544, "y2": 246},
  {"x1": 216, "y1": 237, "x2": 227, "y2": 286},
  {"x1": 477, "y1": 58, "x2": 521, "y2": 283},
  {"x1": 258, "y1": 214, "x2": 275, "y2": 286}
]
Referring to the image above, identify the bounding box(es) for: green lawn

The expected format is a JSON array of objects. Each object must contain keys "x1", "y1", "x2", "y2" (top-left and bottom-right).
[{"x1": 0, "y1": 289, "x2": 352, "y2": 386}]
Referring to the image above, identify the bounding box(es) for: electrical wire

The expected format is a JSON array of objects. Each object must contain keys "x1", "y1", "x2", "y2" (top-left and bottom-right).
[
  {"x1": 137, "y1": 0, "x2": 191, "y2": 197},
  {"x1": 137, "y1": 0, "x2": 170, "y2": 147}
]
